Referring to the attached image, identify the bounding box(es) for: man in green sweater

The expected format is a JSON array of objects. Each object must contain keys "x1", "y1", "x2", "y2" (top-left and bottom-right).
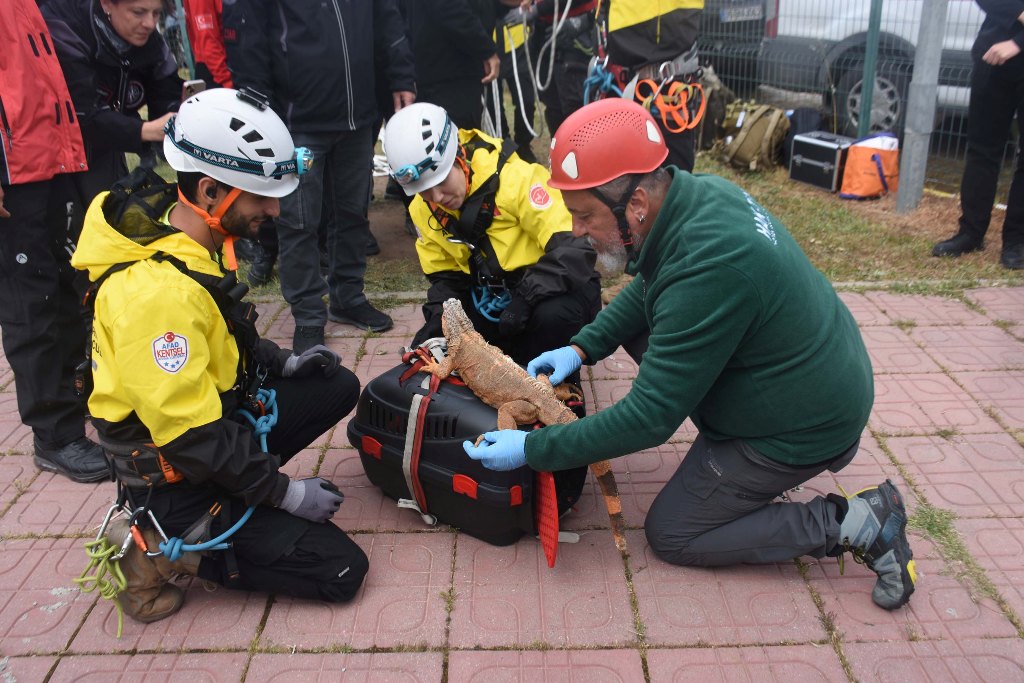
[{"x1": 463, "y1": 98, "x2": 916, "y2": 611}]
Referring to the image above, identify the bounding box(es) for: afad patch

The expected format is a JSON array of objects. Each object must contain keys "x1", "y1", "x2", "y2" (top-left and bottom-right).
[
  {"x1": 528, "y1": 183, "x2": 553, "y2": 210},
  {"x1": 153, "y1": 332, "x2": 189, "y2": 374}
]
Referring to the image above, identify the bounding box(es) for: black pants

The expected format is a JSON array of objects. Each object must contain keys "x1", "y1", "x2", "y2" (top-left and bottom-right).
[
  {"x1": 0, "y1": 178, "x2": 89, "y2": 447},
  {"x1": 135, "y1": 369, "x2": 368, "y2": 602},
  {"x1": 418, "y1": 78, "x2": 486, "y2": 131},
  {"x1": 459, "y1": 281, "x2": 602, "y2": 367},
  {"x1": 958, "y1": 49, "x2": 1024, "y2": 249},
  {"x1": 644, "y1": 435, "x2": 857, "y2": 567}
]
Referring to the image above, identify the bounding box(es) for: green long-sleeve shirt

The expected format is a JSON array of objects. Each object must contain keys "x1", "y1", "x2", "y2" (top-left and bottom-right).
[{"x1": 525, "y1": 168, "x2": 873, "y2": 470}]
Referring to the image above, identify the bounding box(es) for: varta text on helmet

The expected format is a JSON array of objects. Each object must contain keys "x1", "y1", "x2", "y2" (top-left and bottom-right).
[{"x1": 162, "y1": 87, "x2": 312, "y2": 199}]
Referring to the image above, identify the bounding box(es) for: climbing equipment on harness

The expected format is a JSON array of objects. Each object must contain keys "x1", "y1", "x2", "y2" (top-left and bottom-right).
[
  {"x1": 471, "y1": 285, "x2": 512, "y2": 322},
  {"x1": 633, "y1": 78, "x2": 706, "y2": 133},
  {"x1": 583, "y1": 57, "x2": 623, "y2": 105}
]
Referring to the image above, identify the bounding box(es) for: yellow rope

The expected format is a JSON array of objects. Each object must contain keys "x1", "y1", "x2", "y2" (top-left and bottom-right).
[{"x1": 74, "y1": 537, "x2": 128, "y2": 638}]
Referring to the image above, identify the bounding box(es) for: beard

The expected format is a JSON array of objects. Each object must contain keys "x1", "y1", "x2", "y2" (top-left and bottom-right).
[
  {"x1": 220, "y1": 205, "x2": 263, "y2": 240},
  {"x1": 589, "y1": 230, "x2": 644, "y2": 279}
]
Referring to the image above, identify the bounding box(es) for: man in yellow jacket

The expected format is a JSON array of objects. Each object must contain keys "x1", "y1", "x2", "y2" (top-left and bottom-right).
[
  {"x1": 72, "y1": 88, "x2": 367, "y2": 624},
  {"x1": 383, "y1": 102, "x2": 601, "y2": 367}
]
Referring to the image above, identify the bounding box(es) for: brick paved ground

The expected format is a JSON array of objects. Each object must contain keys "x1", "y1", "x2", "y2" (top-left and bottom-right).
[{"x1": 1, "y1": 287, "x2": 1022, "y2": 682}]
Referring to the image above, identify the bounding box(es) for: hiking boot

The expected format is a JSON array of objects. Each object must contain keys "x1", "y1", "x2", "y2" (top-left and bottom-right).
[
  {"x1": 246, "y1": 247, "x2": 277, "y2": 287},
  {"x1": 293, "y1": 325, "x2": 325, "y2": 354},
  {"x1": 34, "y1": 436, "x2": 108, "y2": 483},
  {"x1": 366, "y1": 232, "x2": 381, "y2": 256},
  {"x1": 1001, "y1": 243, "x2": 1024, "y2": 270},
  {"x1": 105, "y1": 519, "x2": 200, "y2": 623},
  {"x1": 932, "y1": 233, "x2": 983, "y2": 258},
  {"x1": 233, "y1": 238, "x2": 261, "y2": 264},
  {"x1": 329, "y1": 301, "x2": 394, "y2": 332},
  {"x1": 385, "y1": 177, "x2": 406, "y2": 199},
  {"x1": 829, "y1": 479, "x2": 916, "y2": 610}
]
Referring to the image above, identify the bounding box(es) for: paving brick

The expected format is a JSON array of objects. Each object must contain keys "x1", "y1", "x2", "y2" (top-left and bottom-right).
[
  {"x1": 838, "y1": 292, "x2": 892, "y2": 326},
  {"x1": 0, "y1": 539, "x2": 96, "y2": 656},
  {"x1": 910, "y1": 326, "x2": 1024, "y2": 372},
  {"x1": 870, "y1": 374, "x2": 1004, "y2": 435},
  {"x1": 260, "y1": 533, "x2": 452, "y2": 650},
  {"x1": 805, "y1": 534, "x2": 1017, "y2": 642},
  {"x1": 247, "y1": 652, "x2": 444, "y2": 682},
  {"x1": 50, "y1": 653, "x2": 248, "y2": 682},
  {"x1": 589, "y1": 347, "x2": 640, "y2": 379},
  {"x1": 956, "y1": 517, "x2": 1024, "y2": 622},
  {"x1": 865, "y1": 292, "x2": 991, "y2": 326},
  {"x1": 73, "y1": 581, "x2": 266, "y2": 652},
  {"x1": 966, "y1": 286, "x2": 1024, "y2": 325},
  {"x1": 278, "y1": 447, "x2": 321, "y2": 479},
  {"x1": 354, "y1": 336, "x2": 414, "y2": 381},
  {"x1": 373, "y1": 301, "x2": 426, "y2": 340},
  {"x1": 845, "y1": 638, "x2": 1024, "y2": 682},
  {"x1": 955, "y1": 371, "x2": 1024, "y2": 430},
  {"x1": 0, "y1": 475, "x2": 112, "y2": 537},
  {"x1": 629, "y1": 532, "x2": 824, "y2": 647},
  {"x1": 860, "y1": 327, "x2": 941, "y2": 374},
  {"x1": 448, "y1": 649, "x2": 645, "y2": 681},
  {"x1": 0, "y1": 391, "x2": 33, "y2": 453},
  {"x1": 890, "y1": 435, "x2": 1024, "y2": 517},
  {"x1": 647, "y1": 644, "x2": 849, "y2": 681},
  {"x1": 449, "y1": 533, "x2": 636, "y2": 648},
  {"x1": 0, "y1": 655, "x2": 58, "y2": 681},
  {"x1": 0, "y1": 454, "x2": 38, "y2": 514}
]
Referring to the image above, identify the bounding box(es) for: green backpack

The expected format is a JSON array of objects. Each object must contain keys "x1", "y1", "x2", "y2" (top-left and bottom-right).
[{"x1": 720, "y1": 103, "x2": 790, "y2": 171}]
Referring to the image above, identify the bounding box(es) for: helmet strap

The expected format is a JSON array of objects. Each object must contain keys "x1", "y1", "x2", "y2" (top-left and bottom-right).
[
  {"x1": 177, "y1": 186, "x2": 245, "y2": 270},
  {"x1": 455, "y1": 147, "x2": 471, "y2": 197},
  {"x1": 589, "y1": 174, "x2": 643, "y2": 261}
]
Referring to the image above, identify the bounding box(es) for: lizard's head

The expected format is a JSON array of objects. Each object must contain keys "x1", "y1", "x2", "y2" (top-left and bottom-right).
[{"x1": 441, "y1": 298, "x2": 473, "y2": 341}]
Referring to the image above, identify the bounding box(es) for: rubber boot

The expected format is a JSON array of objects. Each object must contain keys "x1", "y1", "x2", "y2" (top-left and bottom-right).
[{"x1": 106, "y1": 519, "x2": 200, "y2": 623}]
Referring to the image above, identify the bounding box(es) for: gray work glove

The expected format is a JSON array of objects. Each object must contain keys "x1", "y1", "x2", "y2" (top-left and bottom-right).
[
  {"x1": 281, "y1": 344, "x2": 341, "y2": 378},
  {"x1": 278, "y1": 477, "x2": 345, "y2": 523}
]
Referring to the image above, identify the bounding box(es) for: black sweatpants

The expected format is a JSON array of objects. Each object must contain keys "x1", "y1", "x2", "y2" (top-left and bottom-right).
[
  {"x1": 0, "y1": 178, "x2": 89, "y2": 447},
  {"x1": 644, "y1": 435, "x2": 857, "y2": 567},
  {"x1": 133, "y1": 368, "x2": 368, "y2": 602}
]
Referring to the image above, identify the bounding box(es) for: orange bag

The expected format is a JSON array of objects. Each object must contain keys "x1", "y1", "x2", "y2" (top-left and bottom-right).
[{"x1": 839, "y1": 133, "x2": 900, "y2": 199}]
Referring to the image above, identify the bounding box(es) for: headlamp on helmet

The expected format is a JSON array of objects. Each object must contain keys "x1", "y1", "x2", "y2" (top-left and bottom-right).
[{"x1": 391, "y1": 114, "x2": 453, "y2": 187}]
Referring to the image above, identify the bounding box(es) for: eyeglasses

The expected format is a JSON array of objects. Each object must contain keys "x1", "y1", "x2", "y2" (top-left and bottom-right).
[{"x1": 392, "y1": 115, "x2": 453, "y2": 186}]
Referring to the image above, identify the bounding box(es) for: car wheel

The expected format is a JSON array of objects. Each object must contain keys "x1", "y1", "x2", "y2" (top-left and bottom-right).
[{"x1": 835, "y1": 63, "x2": 908, "y2": 137}]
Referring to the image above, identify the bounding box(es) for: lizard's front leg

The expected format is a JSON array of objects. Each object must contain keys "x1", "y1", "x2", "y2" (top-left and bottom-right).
[
  {"x1": 418, "y1": 354, "x2": 454, "y2": 380},
  {"x1": 474, "y1": 400, "x2": 540, "y2": 445}
]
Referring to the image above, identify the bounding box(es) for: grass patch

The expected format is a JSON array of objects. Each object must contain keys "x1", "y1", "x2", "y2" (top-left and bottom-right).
[{"x1": 364, "y1": 258, "x2": 427, "y2": 294}]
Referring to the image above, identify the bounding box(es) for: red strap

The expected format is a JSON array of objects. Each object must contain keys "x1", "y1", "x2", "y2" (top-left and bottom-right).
[
  {"x1": 535, "y1": 470, "x2": 559, "y2": 568},
  {"x1": 408, "y1": 373, "x2": 442, "y2": 513}
]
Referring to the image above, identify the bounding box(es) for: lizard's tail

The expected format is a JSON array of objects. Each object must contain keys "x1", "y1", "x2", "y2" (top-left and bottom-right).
[{"x1": 589, "y1": 459, "x2": 628, "y2": 553}]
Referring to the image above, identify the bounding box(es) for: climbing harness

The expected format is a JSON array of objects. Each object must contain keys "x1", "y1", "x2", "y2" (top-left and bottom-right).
[
  {"x1": 633, "y1": 76, "x2": 706, "y2": 133},
  {"x1": 583, "y1": 57, "x2": 623, "y2": 105},
  {"x1": 471, "y1": 284, "x2": 512, "y2": 322}
]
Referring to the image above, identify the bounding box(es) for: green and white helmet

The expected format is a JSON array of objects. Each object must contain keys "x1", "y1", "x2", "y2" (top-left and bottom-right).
[{"x1": 163, "y1": 88, "x2": 311, "y2": 198}]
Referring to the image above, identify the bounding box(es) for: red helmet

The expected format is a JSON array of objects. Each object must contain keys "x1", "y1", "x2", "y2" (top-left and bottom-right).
[{"x1": 547, "y1": 98, "x2": 668, "y2": 190}]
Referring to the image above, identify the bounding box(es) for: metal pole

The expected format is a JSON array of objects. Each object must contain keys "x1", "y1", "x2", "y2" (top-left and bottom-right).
[
  {"x1": 897, "y1": 0, "x2": 949, "y2": 213},
  {"x1": 858, "y1": 0, "x2": 885, "y2": 138},
  {"x1": 173, "y1": 0, "x2": 195, "y2": 79}
]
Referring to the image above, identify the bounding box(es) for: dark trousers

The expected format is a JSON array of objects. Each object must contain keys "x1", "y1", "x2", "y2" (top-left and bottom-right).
[
  {"x1": 137, "y1": 369, "x2": 368, "y2": 602},
  {"x1": 276, "y1": 128, "x2": 376, "y2": 326},
  {"x1": 644, "y1": 435, "x2": 857, "y2": 567},
  {"x1": 958, "y1": 50, "x2": 1024, "y2": 249},
  {"x1": 418, "y1": 78, "x2": 486, "y2": 131},
  {"x1": 0, "y1": 178, "x2": 89, "y2": 446},
  {"x1": 460, "y1": 281, "x2": 602, "y2": 367}
]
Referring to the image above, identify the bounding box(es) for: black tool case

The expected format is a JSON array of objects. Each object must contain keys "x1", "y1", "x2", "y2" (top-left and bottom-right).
[
  {"x1": 789, "y1": 131, "x2": 854, "y2": 192},
  {"x1": 348, "y1": 362, "x2": 540, "y2": 545}
]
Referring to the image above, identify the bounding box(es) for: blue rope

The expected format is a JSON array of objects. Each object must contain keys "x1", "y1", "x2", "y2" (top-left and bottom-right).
[
  {"x1": 583, "y1": 62, "x2": 623, "y2": 105},
  {"x1": 472, "y1": 286, "x2": 511, "y2": 322},
  {"x1": 155, "y1": 388, "x2": 278, "y2": 562}
]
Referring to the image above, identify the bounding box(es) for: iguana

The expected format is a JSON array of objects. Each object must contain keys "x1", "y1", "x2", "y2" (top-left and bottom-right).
[{"x1": 418, "y1": 298, "x2": 627, "y2": 552}]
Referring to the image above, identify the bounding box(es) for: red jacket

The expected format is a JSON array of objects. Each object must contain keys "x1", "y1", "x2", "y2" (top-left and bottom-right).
[
  {"x1": 184, "y1": 0, "x2": 233, "y2": 88},
  {"x1": 0, "y1": 0, "x2": 87, "y2": 185}
]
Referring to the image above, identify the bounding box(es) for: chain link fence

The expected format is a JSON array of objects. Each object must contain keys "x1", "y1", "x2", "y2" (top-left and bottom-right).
[{"x1": 699, "y1": 0, "x2": 1014, "y2": 197}]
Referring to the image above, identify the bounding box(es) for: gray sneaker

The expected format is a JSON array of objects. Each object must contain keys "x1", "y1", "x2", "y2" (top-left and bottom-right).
[{"x1": 830, "y1": 479, "x2": 917, "y2": 610}]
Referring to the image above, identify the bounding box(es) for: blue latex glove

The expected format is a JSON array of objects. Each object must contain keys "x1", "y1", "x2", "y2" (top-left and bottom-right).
[
  {"x1": 526, "y1": 346, "x2": 582, "y2": 385},
  {"x1": 463, "y1": 430, "x2": 528, "y2": 471}
]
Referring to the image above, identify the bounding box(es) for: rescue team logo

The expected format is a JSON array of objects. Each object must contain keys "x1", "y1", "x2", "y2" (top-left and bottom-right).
[
  {"x1": 528, "y1": 183, "x2": 552, "y2": 210},
  {"x1": 153, "y1": 332, "x2": 189, "y2": 374}
]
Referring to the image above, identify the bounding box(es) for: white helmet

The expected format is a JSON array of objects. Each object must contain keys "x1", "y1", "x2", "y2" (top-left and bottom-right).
[
  {"x1": 383, "y1": 102, "x2": 458, "y2": 195},
  {"x1": 163, "y1": 88, "x2": 311, "y2": 198}
]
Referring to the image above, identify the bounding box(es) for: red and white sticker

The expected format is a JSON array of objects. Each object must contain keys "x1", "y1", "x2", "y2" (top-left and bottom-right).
[
  {"x1": 528, "y1": 183, "x2": 552, "y2": 210},
  {"x1": 153, "y1": 332, "x2": 189, "y2": 374}
]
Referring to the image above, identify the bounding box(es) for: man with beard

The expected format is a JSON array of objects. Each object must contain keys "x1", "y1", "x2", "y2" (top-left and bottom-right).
[
  {"x1": 383, "y1": 102, "x2": 602, "y2": 371},
  {"x1": 464, "y1": 98, "x2": 917, "y2": 612},
  {"x1": 71, "y1": 88, "x2": 367, "y2": 624}
]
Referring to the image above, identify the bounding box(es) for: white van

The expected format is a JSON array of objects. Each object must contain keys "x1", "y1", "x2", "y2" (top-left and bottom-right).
[{"x1": 758, "y1": 0, "x2": 985, "y2": 134}]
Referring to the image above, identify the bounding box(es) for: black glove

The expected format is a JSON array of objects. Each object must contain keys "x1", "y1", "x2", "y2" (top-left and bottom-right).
[
  {"x1": 280, "y1": 344, "x2": 341, "y2": 378},
  {"x1": 498, "y1": 296, "x2": 532, "y2": 337},
  {"x1": 278, "y1": 477, "x2": 344, "y2": 523}
]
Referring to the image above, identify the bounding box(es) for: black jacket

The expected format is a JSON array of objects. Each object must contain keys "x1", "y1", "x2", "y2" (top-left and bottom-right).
[
  {"x1": 405, "y1": 0, "x2": 498, "y2": 90},
  {"x1": 223, "y1": 0, "x2": 415, "y2": 133},
  {"x1": 974, "y1": 0, "x2": 1024, "y2": 55},
  {"x1": 40, "y1": 0, "x2": 181, "y2": 200}
]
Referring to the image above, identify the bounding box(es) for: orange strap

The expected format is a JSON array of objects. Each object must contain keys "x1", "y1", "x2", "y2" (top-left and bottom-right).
[
  {"x1": 634, "y1": 78, "x2": 706, "y2": 133},
  {"x1": 176, "y1": 187, "x2": 244, "y2": 270}
]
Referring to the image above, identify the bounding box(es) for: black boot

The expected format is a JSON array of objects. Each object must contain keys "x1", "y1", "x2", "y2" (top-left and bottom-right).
[
  {"x1": 932, "y1": 233, "x2": 984, "y2": 258},
  {"x1": 247, "y1": 245, "x2": 277, "y2": 287},
  {"x1": 1001, "y1": 243, "x2": 1024, "y2": 269}
]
